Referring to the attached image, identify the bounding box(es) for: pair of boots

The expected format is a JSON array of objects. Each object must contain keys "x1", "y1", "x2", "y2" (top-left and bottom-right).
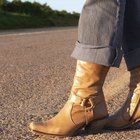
[{"x1": 29, "y1": 60, "x2": 140, "y2": 136}]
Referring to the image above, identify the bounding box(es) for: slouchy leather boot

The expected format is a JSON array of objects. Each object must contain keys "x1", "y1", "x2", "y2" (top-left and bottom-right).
[
  {"x1": 105, "y1": 67, "x2": 140, "y2": 130},
  {"x1": 29, "y1": 60, "x2": 109, "y2": 136}
]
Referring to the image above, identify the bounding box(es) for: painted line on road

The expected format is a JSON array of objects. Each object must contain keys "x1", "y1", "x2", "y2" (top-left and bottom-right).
[
  {"x1": 0, "y1": 30, "x2": 54, "y2": 37},
  {"x1": 0, "y1": 27, "x2": 77, "y2": 37}
]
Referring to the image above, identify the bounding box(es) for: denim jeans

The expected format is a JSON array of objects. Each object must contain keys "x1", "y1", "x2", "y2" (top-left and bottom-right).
[{"x1": 71, "y1": 0, "x2": 140, "y2": 70}]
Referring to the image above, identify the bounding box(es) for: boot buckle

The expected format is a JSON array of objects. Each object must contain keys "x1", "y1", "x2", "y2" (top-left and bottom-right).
[{"x1": 80, "y1": 98, "x2": 94, "y2": 110}]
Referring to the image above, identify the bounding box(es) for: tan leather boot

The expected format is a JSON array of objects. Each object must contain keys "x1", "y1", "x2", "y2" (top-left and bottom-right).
[
  {"x1": 29, "y1": 60, "x2": 109, "y2": 136},
  {"x1": 105, "y1": 67, "x2": 140, "y2": 130}
]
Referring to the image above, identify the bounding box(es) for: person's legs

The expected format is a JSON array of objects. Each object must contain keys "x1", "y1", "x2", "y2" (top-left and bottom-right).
[
  {"x1": 29, "y1": 61, "x2": 109, "y2": 136},
  {"x1": 123, "y1": 0, "x2": 140, "y2": 70},
  {"x1": 71, "y1": 0, "x2": 126, "y2": 67},
  {"x1": 29, "y1": 0, "x2": 127, "y2": 136},
  {"x1": 105, "y1": 0, "x2": 140, "y2": 129}
]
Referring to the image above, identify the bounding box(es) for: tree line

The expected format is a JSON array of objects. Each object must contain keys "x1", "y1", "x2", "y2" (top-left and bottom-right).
[{"x1": 0, "y1": 0, "x2": 80, "y2": 18}]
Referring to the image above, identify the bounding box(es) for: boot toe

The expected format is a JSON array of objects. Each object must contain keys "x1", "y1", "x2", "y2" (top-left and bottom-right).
[
  {"x1": 28, "y1": 121, "x2": 42, "y2": 132},
  {"x1": 29, "y1": 122, "x2": 36, "y2": 131},
  {"x1": 28, "y1": 121, "x2": 53, "y2": 134}
]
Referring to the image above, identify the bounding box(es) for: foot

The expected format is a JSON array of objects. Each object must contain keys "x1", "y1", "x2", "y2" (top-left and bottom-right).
[
  {"x1": 29, "y1": 92, "x2": 108, "y2": 136},
  {"x1": 29, "y1": 61, "x2": 109, "y2": 136},
  {"x1": 105, "y1": 83, "x2": 140, "y2": 130}
]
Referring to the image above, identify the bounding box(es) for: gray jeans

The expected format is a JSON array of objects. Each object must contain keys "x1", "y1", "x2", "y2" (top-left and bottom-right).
[{"x1": 71, "y1": 0, "x2": 140, "y2": 70}]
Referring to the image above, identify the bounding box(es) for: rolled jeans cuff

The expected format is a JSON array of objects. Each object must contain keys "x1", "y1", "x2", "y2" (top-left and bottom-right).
[
  {"x1": 124, "y1": 48, "x2": 140, "y2": 70},
  {"x1": 71, "y1": 41, "x2": 123, "y2": 68}
]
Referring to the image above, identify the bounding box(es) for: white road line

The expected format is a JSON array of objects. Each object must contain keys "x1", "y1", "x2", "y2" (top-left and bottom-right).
[
  {"x1": 0, "y1": 27, "x2": 77, "y2": 37},
  {"x1": 0, "y1": 30, "x2": 55, "y2": 37}
]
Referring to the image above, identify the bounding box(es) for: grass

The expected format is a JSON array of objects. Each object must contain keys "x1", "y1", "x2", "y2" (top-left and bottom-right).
[{"x1": 0, "y1": 10, "x2": 79, "y2": 30}]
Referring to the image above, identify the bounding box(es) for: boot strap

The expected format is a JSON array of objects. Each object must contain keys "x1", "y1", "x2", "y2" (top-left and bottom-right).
[{"x1": 69, "y1": 93, "x2": 95, "y2": 111}]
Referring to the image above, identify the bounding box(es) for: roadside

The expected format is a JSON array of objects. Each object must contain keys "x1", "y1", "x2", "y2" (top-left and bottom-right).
[
  {"x1": 0, "y1": 26, "x2": 77, "y2": 36},
  {"x1": 0, "y1": 28, "x2": 139, "y2": 140},
  {"x1": 0, "y1": 6, "x2": 79, "y2": 30}
]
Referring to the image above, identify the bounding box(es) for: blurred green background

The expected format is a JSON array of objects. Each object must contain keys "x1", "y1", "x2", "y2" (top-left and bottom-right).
[{"x1": 0, "y1": 0, "x2": 80, "y2": 29}]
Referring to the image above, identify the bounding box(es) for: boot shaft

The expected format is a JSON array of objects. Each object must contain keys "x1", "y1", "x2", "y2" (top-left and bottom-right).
[{"x1": 71, "y1": 60, "x2": 109, "y2": 98}]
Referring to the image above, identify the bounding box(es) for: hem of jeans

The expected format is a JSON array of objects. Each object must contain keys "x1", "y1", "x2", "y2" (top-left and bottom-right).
[
  {"x1": 124, "y1": 48, "x2": 140, "y2": 71},
  {"x1": 71, "y1": 42, "x2": 122, "y2": 68}
]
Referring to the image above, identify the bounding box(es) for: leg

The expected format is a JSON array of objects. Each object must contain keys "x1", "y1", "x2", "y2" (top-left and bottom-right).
[
  {"x1": 29, "y1": 0, "x2": 126, "y2": 136},
  {"x1": 105, "y1": 0, "x2": 140, "y2": 129},
  {"x1": 123, "y1": 0, "x2": 140, "y2": 70},
  {"x1": 29, "y1": 61, "x2": 109, "y2": 136},
  {"x1": 71, "y1": 0, "x2": 126, "y2": 67}
]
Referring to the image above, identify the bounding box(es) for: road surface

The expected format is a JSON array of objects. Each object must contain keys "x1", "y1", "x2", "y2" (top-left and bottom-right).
[{"x1": 0, "y1": 27, "x2": 140, "y2": 140}]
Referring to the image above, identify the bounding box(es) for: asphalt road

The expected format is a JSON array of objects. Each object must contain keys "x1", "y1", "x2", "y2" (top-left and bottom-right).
[{"x1": 0, "y1": 27, "x2": 140, "y2": 140}]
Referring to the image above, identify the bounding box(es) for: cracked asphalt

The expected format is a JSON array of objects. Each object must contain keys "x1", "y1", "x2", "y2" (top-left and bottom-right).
[{"x1": 0, "y1": 27, "x2": 140, "y2": 140}]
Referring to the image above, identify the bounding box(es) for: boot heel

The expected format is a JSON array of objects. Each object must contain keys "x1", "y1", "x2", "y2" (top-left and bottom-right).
[{"x1": 85, "y1": 117, "x2": 108, "y2": 134}]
